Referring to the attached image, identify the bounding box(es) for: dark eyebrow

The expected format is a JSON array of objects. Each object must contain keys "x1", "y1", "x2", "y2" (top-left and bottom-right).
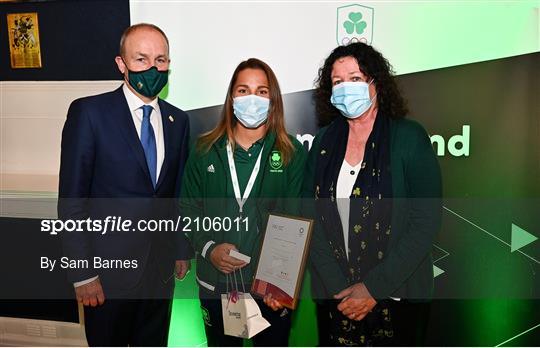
[{"x1": 235, "y1": 84, "x2": 269, "y2": 89}]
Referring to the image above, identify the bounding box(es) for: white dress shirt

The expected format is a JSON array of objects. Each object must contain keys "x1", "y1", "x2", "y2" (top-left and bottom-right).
[
  {"x1": 336, "y1": 159, "x2": 362, "y2": 260},
  {"x1": 122, "y1": 83, "x2": 165, "y2": 180},
  {"x1": 73, "y1": 84, "x2": 166, "y2": 288}
]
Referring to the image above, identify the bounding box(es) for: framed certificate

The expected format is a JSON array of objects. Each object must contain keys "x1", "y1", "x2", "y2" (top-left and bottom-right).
[{"x1": 251, "y1": 213, "x2": 313, "y2": 309}]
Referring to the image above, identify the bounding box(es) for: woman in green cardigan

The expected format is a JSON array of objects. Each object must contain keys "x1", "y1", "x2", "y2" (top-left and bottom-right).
[
  {"x1": 180, "y1": 58, "x2": 306, "y2": 346},
  {"x1": 305, "y1": 42, "x2": 442, "y2": 346}
]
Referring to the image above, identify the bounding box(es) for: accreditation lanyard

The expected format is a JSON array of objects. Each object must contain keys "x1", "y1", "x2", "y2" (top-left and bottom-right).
[{"x1": 226, "y1": 141, "x2": 265, "y2": 216}]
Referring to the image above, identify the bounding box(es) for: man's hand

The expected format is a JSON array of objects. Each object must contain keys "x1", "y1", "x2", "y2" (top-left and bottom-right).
[
  {"x1": 263, "y1": 293, "x2": 284, "y2": 311},
  {"x1": 175, "y1": 260, "x2": 191, "y2": 280},
  {"x1": 209, "y1": 243, "x2": 247, "y2": 274},
  {"x1": 334, "y1": 282, "x2": 377, "y2": 321},
  {"x1": 75, "y1": 278, "x2": 105, "y2": 307}
]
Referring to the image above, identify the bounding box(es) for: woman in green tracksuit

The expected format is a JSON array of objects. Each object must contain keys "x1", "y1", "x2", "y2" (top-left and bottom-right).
[{"x1": 180, "y1": 58, "x2": 307, "y2": 346}]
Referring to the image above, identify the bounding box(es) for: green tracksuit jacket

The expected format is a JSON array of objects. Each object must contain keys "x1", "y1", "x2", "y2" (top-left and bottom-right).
[{"x1": 180, "y1": 131, "x2": 307, "y2": 294}]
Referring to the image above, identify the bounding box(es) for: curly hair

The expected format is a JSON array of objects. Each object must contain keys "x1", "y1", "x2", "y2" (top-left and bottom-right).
[{"x1": 314, "y1": 42, "x2": 408, "y2": 126}]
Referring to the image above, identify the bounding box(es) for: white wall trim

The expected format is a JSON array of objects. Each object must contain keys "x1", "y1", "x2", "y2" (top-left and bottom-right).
[
  {"x1": 0, "y1": 315, "x2": 86, "y2": 346},
  {"x1": 1, "y1": 81, "x2": 122, "y2": 176}
]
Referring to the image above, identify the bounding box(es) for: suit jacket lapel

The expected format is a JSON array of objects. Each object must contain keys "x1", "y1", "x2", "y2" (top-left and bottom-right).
[
  {"x1": 111, "y1": 87, "x2": 153, "y2": 186},
  {"x1": 155, "y1": 99, "x2": 172, "y2": 190}
]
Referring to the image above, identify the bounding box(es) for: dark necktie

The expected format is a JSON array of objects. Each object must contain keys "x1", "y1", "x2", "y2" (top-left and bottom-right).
[{"x1": 140, "y1": 105, "x2": 157, "y2": 188}]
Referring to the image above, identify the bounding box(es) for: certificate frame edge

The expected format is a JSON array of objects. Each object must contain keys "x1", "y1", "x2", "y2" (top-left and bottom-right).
[{"x1": 250, "y1": 212, "x2": 314, "y2": 310}]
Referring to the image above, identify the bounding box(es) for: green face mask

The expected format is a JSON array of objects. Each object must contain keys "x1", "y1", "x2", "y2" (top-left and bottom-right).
[{"x1": 126, "y1": 66, "x2": 169, "y2": 98}]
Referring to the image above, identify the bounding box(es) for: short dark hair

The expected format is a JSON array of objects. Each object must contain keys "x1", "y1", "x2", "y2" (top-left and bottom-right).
[
  {"x1": 314, "y1": 42, "x2": 408, "y2": 126},
  {"x1": 119, "y1": 23, "x2": 169, "y2": 57}
]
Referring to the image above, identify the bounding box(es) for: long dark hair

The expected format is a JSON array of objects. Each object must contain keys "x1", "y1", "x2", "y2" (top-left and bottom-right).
[
  {"x1": 314, "y1": 42, "x2": 408, "y2": 126},
  {"x1": 198, "y1": 58, "x2": 294, "y2": 164}
]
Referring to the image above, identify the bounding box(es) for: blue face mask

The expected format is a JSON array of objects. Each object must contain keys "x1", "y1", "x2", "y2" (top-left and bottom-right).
[
  {"x1": 233, "y1": 95, "x2": 270, "y2": 128},
  {"x1": 330, "y1": 81, "x2": 376, "y2": 119}
]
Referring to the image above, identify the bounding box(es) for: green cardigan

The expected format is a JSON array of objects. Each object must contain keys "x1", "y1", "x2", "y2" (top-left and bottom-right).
[
  {"x1": 180, "y1": 132, "x2": 307, "y2": 293},
  {"x1": 304, "y1": 118, "x2": 442, "y2": 301}
]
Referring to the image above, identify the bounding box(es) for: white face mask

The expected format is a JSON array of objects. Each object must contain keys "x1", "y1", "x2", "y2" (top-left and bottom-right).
[
  {"x1": 233, "y1": 94, "x2": 270, "y2": 128},
  {"x1": 330, "y1": 80, "x2": 376, "y2": 119}
]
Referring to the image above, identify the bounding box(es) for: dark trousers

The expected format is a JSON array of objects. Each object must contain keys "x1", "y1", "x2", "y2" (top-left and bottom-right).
[
  {"x1": 83, "y1": 250, "x2": 175, "y2": 346},
  {"x1": 84, "y1": 298, "x2": 172, "y2": 346},
  {"x1": 199, "y1": 291, "x2": 292, "y2": 347},
  {"x1": 316, "y1": 300, "x2": 431, "y2": 347}
]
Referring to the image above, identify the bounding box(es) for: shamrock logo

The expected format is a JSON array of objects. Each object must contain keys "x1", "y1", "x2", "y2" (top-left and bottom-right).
[
  {"x1": 269, "y1": 151, "x2": 283, "y2": 170},
  {"x1": 343, "y1": 12, "x2": 367, "y2": 35}
]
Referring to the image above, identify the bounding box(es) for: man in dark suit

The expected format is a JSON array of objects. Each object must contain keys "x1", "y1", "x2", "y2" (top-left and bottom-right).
[{"x1": 58, "y1": 23, "x2": 192, "y2": 346}]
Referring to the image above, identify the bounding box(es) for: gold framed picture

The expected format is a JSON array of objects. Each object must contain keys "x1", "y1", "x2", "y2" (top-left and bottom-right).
[{"x1": 6, "y1": 12, "x2": 42, "y2": 68}]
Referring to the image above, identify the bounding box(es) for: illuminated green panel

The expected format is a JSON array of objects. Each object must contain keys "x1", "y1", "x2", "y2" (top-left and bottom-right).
[
  {"x1": 167, "y1": 264, "x2": 206, "y2": 347},
  {"x1": 378, "y1": 1, "x2": 539, "y2": 75}
]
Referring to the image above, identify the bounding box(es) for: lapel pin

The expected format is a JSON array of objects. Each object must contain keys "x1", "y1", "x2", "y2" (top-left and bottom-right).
[{"x1": 169, "y1": 115, "x2": 174, "y2": 122}]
